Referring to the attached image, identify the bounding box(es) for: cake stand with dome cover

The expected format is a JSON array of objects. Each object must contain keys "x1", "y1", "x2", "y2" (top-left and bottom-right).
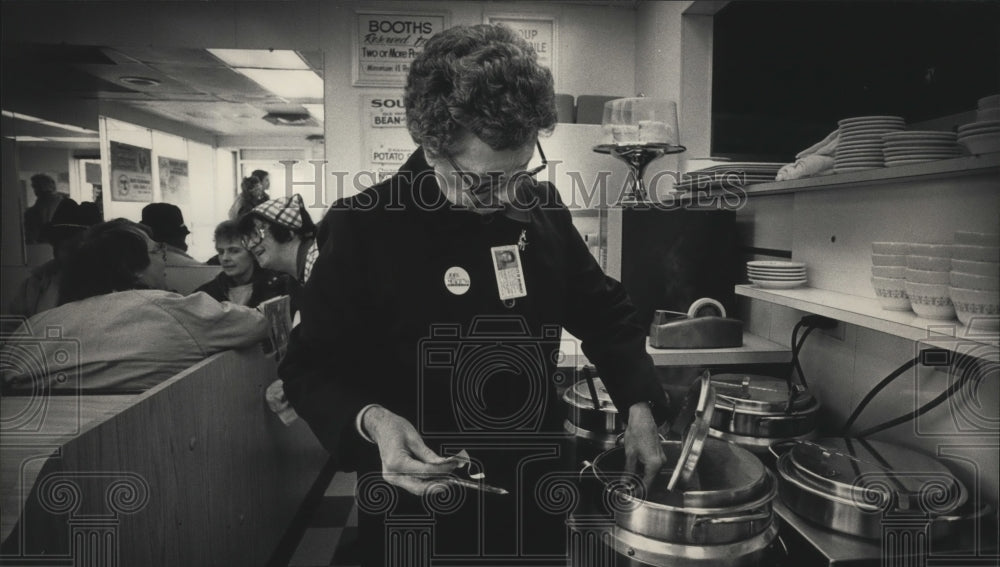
[{"x1": 594, "y1": 98, "x2": 686, "y2": 206}]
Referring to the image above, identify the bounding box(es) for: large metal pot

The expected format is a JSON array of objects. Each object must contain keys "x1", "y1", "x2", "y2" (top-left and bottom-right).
[
  {"x1": 710, "y1": 373, "x2": 819, "y2": 439},
  {"x1": 563, "y1": 368, "x2": 624, "y2": 451},
  {"x1": 772, "y1": 438, "x2": 968, "y2": 540},
  {"x1": 605, "y1": 522, "x2": 781, "y2": 567},
  {"x1": 589, "y1": 437, "x2": 778, "y2": 545}
]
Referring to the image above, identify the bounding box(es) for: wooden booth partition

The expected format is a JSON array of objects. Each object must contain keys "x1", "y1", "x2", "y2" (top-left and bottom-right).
[{"x1": 1, "y1": 347, "x2": 328, "y2": 566}]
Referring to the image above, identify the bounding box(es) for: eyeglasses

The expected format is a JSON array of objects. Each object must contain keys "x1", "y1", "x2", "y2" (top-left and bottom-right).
[
  {"x1": 445, "y1": 140, "x2": 547, "y2": 205},
  {"x1": 241, "y1": 225, "x2": 269, "y2": 249}
]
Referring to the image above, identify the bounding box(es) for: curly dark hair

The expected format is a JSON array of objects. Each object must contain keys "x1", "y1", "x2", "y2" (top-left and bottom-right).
[
  {"x1": 404, "y1": 24, "x2": 557, "y2": 157},
  {"x1": 59, "y1": 219, "x2": 154, "y2": 304}
]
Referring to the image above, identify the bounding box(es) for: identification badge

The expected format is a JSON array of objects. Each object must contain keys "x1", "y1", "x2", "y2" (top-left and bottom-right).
[{"x1": 490, "y1": 245, "x2": 527, "y2": 300}]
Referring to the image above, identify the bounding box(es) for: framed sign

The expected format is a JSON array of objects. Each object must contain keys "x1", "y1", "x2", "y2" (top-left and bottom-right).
[
  {"x1": 485, "y1": 13, "x2": 557, "y2": 81},
  {"x1": 361, "y1": 93, "x2": 418, "y2": 181},
  {"x1": 109, "y1": 141, "x2": 153, "y2": 202},
  {"x1": 158, "y1": 156, "x2": 189, "y2": 205},
  {"x1": 353, "y1": 11, "x2": 449, "y2": 87}
]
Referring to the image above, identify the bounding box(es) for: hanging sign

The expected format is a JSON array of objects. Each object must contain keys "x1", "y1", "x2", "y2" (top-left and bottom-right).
[
  {"x1": 353, "y1": 11, "x2": 449, "y2": 87},
  {"x1": 110, "y1": 141, "x2": 153, "y2": 202}
]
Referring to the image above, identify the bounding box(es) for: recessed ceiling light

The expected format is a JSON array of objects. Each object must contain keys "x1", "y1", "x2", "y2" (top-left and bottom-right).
[
  {"x1": 207, "y1": 49, "x2": 311, "y2": 70},
  {"x1": 236, "y1": 69, "x2": 323, "y2": 100},
  {"x1": 119, "y1": 76, "x2": 162, "y2": 87}
]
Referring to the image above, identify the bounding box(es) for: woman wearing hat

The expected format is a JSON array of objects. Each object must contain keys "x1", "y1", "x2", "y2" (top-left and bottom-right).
[
  {"x1": 9, "y1": 201, "x2": 101, "y2": 317},
  {"x1": 238, "y1": 194, "x2": 318, "y2": 285}
]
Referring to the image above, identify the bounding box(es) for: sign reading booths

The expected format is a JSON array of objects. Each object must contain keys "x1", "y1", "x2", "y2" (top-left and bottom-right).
[
  {"x1": 486, "y1": 14, "x2": 557, "y2": 82},
  {"x1": 363, "y1": 93, "x2": 417, "y2": 181},
  {"x1": 353, "y1": 11, "x2": 449, "y2": 86}
]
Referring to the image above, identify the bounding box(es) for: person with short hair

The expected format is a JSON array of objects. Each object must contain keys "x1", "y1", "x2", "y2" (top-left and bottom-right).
[
  {"x1": 238, "y1": 194, "x2": 318, "y2": 285},
  {"x1": 194, "y1": 220, "x2": 297, "y2": 308},
  {"x1": 23, "y1": 173, "x2": 74, "y2": 244},
  {"x1": 279, "y1": 24, "x2": 671, "y2": 564},
  {"x1": 229, "y1": 175, "x2": 270, "y2": 220},
  {"x1": 140, "y1": 202, "x2": 202, "y2": 265},
  {"x1": 251, "y1": 169, "x2": 271, "y2": 193},
  {"x1": 0, "y1": 219, "x2": 268, "y2": 392}
]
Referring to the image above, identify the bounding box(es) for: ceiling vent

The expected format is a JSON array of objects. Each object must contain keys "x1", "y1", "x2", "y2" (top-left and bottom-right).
[{"x1": 262, "y1": 111, "x2": 317, "y2": 127}]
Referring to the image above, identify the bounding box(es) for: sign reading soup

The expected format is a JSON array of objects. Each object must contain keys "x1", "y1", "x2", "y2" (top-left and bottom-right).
[
  {"x1": 486, "y1": 14, "x2": 557, "y2": 80},
  {"x1": 353, "y1": 11, "x2": 449, "y2": 86}
]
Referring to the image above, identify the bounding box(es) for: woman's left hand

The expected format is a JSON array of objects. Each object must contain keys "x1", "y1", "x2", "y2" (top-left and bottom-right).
[{"x1": 622, "y1": 401, "x2": 667, "y2": 496}]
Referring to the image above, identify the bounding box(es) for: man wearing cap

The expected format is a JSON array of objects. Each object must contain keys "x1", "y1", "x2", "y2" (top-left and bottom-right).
[
  {"x1": 238, "y1": 194, "x2": 318, "y2": 285},
  {"x1": 141, "y1": 203, "x2": 202, "y2": 266},
  {"x1": 10, "y1": 201, "x2": 101, "y2": 317}
]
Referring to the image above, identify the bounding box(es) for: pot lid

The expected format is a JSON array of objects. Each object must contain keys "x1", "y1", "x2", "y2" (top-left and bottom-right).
[
  {"x1": 713, "y1": 373, "x2": 815, "y2": 413},
  {"x1": 787, "y1": 438, "x2": 966, "y2": 513},
  {"x1": 667, "y1": 372, "x2": 716, "y2": 491},
  {"x1": 563, "y1": 376, "x2": 618, "y2": 413}
]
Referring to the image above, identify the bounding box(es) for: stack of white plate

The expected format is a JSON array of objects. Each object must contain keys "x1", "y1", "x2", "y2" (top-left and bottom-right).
[
  {"x1": 834, "y1": 116, "x2": 906, "y2": 173},
  {"x1": 957, "y1": 119, "x2": 1000, "y2": 155},
  {"x1": 882, "y1": 131, "x2": 962, "y2": 166},
  {"x1": 747, "y1": 260, "x2": 807, "y2": 289},
  {"x1": 675, "y1": 163, "x2": 784, "y2": 192}
]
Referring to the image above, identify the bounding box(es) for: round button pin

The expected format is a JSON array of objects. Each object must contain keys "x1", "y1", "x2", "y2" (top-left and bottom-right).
[{"x1": 444, "y1": 267, "x2": 471, "y2": 295}]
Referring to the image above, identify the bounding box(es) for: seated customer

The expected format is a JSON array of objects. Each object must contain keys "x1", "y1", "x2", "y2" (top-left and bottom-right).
[
  {"x1": 141, "y1": 202, "x2": 202, "y2": 266},
  {"x1": 194, "y1": 220, "x2": 296, "y2": 308},
  {"x1": 0, "y1": 219, "x2": 268, "y2": 392},
  {"x1": 238, "y1": 194, "x2": 318, "y2": 285},
  {"x1": 8, "y1": 201, "x2": 101, "y2": 317}
]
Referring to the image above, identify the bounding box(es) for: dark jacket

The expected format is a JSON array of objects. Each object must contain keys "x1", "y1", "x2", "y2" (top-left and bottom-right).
[
  {"x1": 194, "y1": 267, "x2": 298, "y2": 310},
  {"x1": 280, "y1": 148, "x2": 668, "y2": 470}
]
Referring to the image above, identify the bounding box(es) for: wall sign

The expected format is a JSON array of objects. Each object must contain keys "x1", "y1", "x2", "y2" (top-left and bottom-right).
[
  {"x1": 110, "y1": 141, "x2": 153, "y2": 202},
  {"x1": 362, "y1": 93, "x2": 418, "y2": 181},
  {"x1": 485, "y1": 13, "x2": 557, "y2": 83},
  {"x1": 353, "y1": 11, "x2": 449, "y2": 87},
  {"x1": 158, "y1": 156, "x2": 189, "y2": 205}
]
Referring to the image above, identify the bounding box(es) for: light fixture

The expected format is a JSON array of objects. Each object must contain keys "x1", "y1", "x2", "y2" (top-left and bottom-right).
[
  {"x1": 262, "y1": 111, "x2": 317, "y2": 127},
  {"x1": 207, "y1": 49, "x2": 311, "y2": 70},
  {"x1": 2, "y1": 109, "x2": 98, "y2": 134},
  {"x1": 119, "y1": 76, "x2": 162, "y2": 87},
  {"x1": 236, "y1": 69, "x2": 323, "y2": 100}
]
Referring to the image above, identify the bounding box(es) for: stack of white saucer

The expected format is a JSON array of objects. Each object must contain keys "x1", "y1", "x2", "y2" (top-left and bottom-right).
[
  {"x1": 834, "y1": 116, "x2": 905, "y2": 173},
  {"x1": 882, "y1": 131, "x2": 962, "y2": 166},
  {"x1": 747, "y1": 260, "x2": 808, "y2": 289}
]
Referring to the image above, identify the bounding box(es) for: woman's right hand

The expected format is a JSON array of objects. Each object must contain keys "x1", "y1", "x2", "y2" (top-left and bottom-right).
[{"x1": 363, "y1": 406, "x2": 460, "y2": 495}]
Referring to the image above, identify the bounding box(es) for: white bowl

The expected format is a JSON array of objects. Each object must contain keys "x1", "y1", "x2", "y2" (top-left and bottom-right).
[
  {"x1": 906, "y1": 268, "x2": 951, "y2": 285},
  {"x1": 908, "y1": 243, "x2": 952, "y2": 258},
  {"x1": 905, "y1": 281, "x2": 955, "y2": 320},
  {"x1": 872, "y1": 277, "x2": 911, "y2": 311},
  {"x1": 951, "y1": 259, "x2": 999, "y2": 277},
  {"x1": 950, "y1": 271, "x2": 1000, "y2": 291},
  {"x1": 954, "y1": 231, "x2": 999, "y2": 246},
  {"x1": 872, "y1": 265, "x2": 907, "y2": 278},
  {"x1": 978, "y1": 94, "x2": 1000, "y2": 109},
  {"x1": 951, "y1": 244, "x2": 1000, "y2": 263},
  {"x1": 873, "y1": 253, "x2": 908, "y2": 267},
  {"x1": 907, "y1": 254, "x2": 951, "y2": 271},
  {"x1": 959, "y1": 133, "x2": 1000, "y2": 155},
  {"x1": 949, "y1": 286, "x2": 1000, "y2": 331},
  {"x1": 872, "y1": 241, "x2": 909, "y2": 255}
]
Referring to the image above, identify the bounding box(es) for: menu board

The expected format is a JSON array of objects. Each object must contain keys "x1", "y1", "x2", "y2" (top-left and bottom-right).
[
  {"x1": 158, "y1": 157, "x2": 189, "y2": 205},
  {"x1": 353, "y1": 11, "x2": 449, "y2": 86},
  {"x1": 362, "y1": 93, "x2": 417, "y2": 181},
  {"x1": 486, "y1": 14, "x2": 557, "y2": 80},
  {"x1": 109, "y1": 141, "x2": 153, "y2": 202}
]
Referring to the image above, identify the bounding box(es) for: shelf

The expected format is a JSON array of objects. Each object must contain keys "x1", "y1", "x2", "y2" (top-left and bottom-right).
[
  {"x1": 736, "y1": 285, "x2": 1000, "y2": 353},
  {"x1": 560, "y1": 330, "x2": 790, "y2": 368},
  {"x1": 682, "y1": 153, "x2": 1000, "y2": 197}
]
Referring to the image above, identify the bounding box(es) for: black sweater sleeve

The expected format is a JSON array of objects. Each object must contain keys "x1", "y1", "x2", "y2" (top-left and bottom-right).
[
  {"x1": 278, "y1": 204, "x2": 375, "y2": 469},
  {"x1": 549, "y1": 186, "x2": 671, "y2": 426}
]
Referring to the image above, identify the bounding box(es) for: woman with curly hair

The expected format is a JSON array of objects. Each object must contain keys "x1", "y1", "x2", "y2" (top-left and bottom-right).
[
  {"x1": 1, "y1": 219, "x2": 268, "y2": 392},
  {"x1": 228, "y1": 175, "x2": 269, "y2": 220},
  {"x1": 280, "y1": 24, "x2": 670, "y2": 564}
]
